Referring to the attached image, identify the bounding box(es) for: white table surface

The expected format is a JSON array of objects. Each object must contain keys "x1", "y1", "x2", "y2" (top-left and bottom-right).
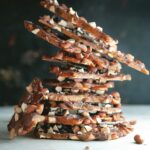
[{"x1": 0, "y1": 105, "x2": 150, "y2": 150}]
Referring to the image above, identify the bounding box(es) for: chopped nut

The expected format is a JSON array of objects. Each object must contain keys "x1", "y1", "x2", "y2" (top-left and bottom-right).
[
  {"x1": 89, "y1": 22, "x2": 96, "y2": 28},
  {"x1": 64, "y1": 110, "x2": 69, "y2": 116},
  {"x1": 108, "y1": 70, "x2": 117, "y2": 76},
  {"x1": 38, "y1": 127, "x2": 44, "y2": 132},
  {"x1": 42, "y1": 88, "x2": 49, "y2": 94},
  {"x1": 36, "y1": 105, "x2": 44, "y2": 114},
  {"x1": 67, "y1": 39, "x2": 75, "y2": 44},
  {"x1": 84, "y1": 125, "x2": 92, "y2": 132},
  {"x1": 53, "y1": 125, "x2": 59, "y2": 131},
  {"x1": 78, "y1": 68, "x2": 84, "y2": 73},
  {"x1": 101, "y1": 127, "x2": 110, "y2": 134},
  {"x1": 53, "y1": 26, "x2": 61, "y2": 32},
  {"x1": 97, "y1": 26, "x2": 103, "y2": 32},
  {"x1": 58, "y1": 20, "x2": 67, "y2": 27},
  {"x1": 55, "y1": 86, "x2": 62, "y2": 92},
  {"x1": 48, "y1": 111, "x2": 55, "y2": 116},
  {"x1": 126, "y1": 54, "x2": 134, "y2": 62},
  {"x1": 43, "y1": 94, "x2": 48, "y2": 100},
  {"x1": 48, "y1": 117, "x2": 56, "y2": 123},
  {"x1": 49, "y1": 6, "x2": 55, "y2": 12},
  {"x1": 77, "y1": 27, "x2": 84, "y2": 34},
  {"x1": 73, "y1": 126, "x2": 80, "y2": 133},
  {"x1": 105, "y1": 104, "x2": 112, "y2": 108},
  {"x1": 48, "y1": 127, "x2": 54, "y2": 133},
  {"x1": 39, "y1": 134, "x2": 46, "y2": 138},
  {"x1": 14, "y1": 105, "x2": 22, "y2": 113},
  {"x1": 49, "y1": 18, "x2": 55, "y2": 25},
  {"x1": 77, "y1": 43, "x2": 87, "y2": 52},
  {"x1": 96, "y1": 117, "x2": 101, "y2": 123},
  {"x1": 96, "y1": 90, "x2": 105, "y2": 95},
  {"x1": 71, "y1": 89, "x2": 79, "y2": 93},
  {"x1": 77, "y1": 131, "x2": 82, "y2": 135},
  {"x1": 53, "y1": 0, "x2": 59, "y2": 5},
  {"x1": 57, "y1": 125, "x2": 62, "y2": 129},
  {"x1": 94, "y1": 52, "x2": 101, "y2": 57},
  {"x1": 111, "y1": 133, "x2": 119, "y2": 140},
  {"x1": 81, "y1": 127, "x2": 87, "y2": 133},
  {"x1": 18, "y1": 128, "x2": 23, "y2": 134},
  {"x1": 83, "y1": 119, "x2": 91, "y2": 124},
  {"x1": 82, "y1": 111, "x2": 90, "y2": 117},
  {"x1": 100, "y1": 123, "x2": 107, "y2": 128},
  {"x1": 58, "y1": 76, "x2": 65, "y2": 81},
  {"x1": 32, "y1": 29, "x2": 40, "y2": 34},
  {"x1": 134, "y1": 134, "x2": 144, "y2": 144},
  {"x1": 69, "y1": 7, "x2": 76, "y2": 15},
  {"x1": 51, "y1": 107, "x2": 57, "y2": 111},
  {"x1": 129, "y1": 120, "x2": 137, "y2": 125},
  {"x1": 21, "y1": 103, "x2": 27, "y2": 112},
  {"x1": 69, "y1": 135, "x2": 79, "y2": 140}
]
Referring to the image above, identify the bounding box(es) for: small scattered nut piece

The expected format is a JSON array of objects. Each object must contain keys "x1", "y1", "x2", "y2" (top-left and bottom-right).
[
  {"x1": 129, "y1": 120, "x2": 137, "y2": 125},
  {"x1": 134, "y1": 134, "x2": 144, "y2": 144},
  {"x1": 85, "y1": 146, "x2": 90, "y2": 150}
]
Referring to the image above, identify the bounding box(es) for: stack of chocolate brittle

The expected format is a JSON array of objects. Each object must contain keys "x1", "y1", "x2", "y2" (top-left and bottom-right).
[{"x1": 8, "y1": 0, "x2": 149, "y2": 141}]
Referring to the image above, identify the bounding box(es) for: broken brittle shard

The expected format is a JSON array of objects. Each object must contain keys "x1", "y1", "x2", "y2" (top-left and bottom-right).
[{"x1": 8, "y1": 0, "x2": 148, "y2": 141}]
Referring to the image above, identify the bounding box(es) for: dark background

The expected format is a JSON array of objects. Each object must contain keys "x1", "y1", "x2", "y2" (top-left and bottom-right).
[{"x1": 0, "y1": 0, "x2": 149, "y2": 105}]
